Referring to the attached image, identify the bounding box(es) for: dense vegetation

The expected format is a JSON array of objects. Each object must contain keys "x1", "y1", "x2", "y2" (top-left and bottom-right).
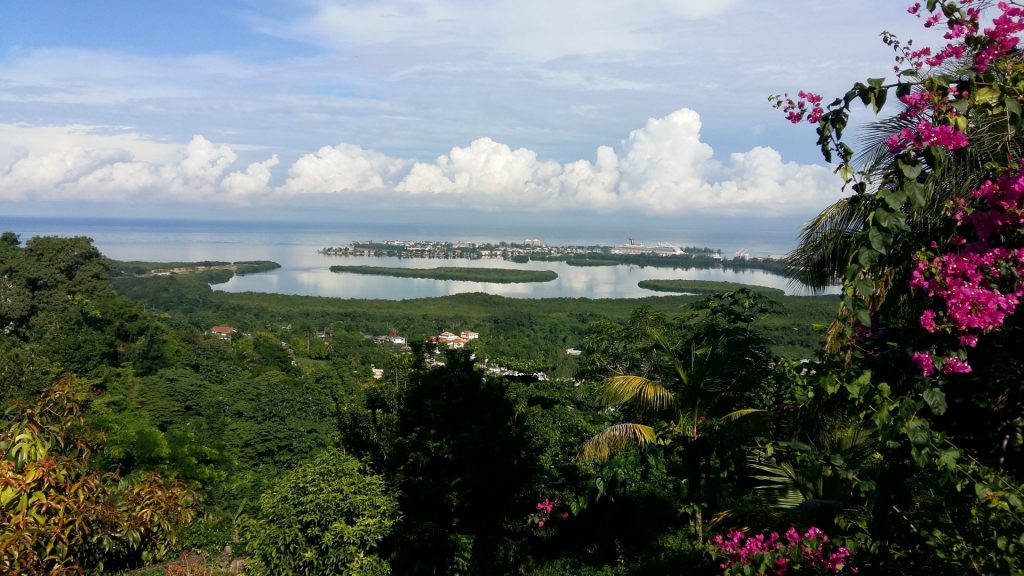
[
  {"x1": 530, "y1": 252, "x2": 788, "y2": 275},
  {"x1": 330, "y1": 265, "x2": 559, "y2": 283},
  {"x1": 0, "y1": 231, "x2": 833, "y2": 574},
  {"x1": 564, "y1": 259, "x2": 618, "y2": 266},
  {"x1": 637, "y1": 279, "x2": 786, "y2": 296},
  {"x1": 111, "y1": 272, "x2": 836, "y2": 363},
  {"x1": 5, "y1": 4, "x2": 1024, "y2": 575},
  {"x1": 110, "y1": 260, "x2": 280, "y2": 275}
]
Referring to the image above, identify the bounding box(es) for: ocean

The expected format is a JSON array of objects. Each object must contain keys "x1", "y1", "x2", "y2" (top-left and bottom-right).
[{"x1": 0, "y1": 216, "x2": 830, "y2": 299}]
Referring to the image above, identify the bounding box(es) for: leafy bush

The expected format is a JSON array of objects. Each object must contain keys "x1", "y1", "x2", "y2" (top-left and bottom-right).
[
  {"x1": 0, "y1": 379, "x2": 196, "y2": 574},
  {"x1": 242, "y1": 449, "x2": 399, "y2": 575}
]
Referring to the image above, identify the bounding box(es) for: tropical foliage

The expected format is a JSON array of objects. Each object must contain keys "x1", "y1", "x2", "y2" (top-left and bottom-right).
[
  {"x1": 1, "y1": 379, "x2": 196, "y2": 575},
  {"x1": 761, "y1": 2, "x2": 1024, "y2": 573},
  {"x1": 330, "y1": 265, "x2": 558, "y2": 283},
  {"x1": 6, "y1": 4, "x2": 1024, "y2": 574},
  {"x1": 242, "y1": 450, "x2": 398, "y2": 576}
]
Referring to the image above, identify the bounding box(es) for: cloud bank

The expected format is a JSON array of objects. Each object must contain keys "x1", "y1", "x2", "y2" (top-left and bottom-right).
[{"x1": 0, "y1": 108, "x2": 838, "y2": 216}]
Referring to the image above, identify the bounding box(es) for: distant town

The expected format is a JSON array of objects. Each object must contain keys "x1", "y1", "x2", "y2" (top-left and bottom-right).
[
  {"x1": 317, "y1": 239, "x2": 787, "y2": 272},
  {"x1": 319, "y1": 239, "x2": 783, "y2": 261}
]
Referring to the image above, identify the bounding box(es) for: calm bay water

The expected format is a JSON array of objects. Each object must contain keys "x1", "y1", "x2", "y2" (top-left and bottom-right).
[{"x1": 0, "y1": 216, "x2": 829, "y2": 299}]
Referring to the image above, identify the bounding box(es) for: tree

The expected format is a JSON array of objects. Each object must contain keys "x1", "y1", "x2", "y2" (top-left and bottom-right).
[
  {"x1": 769, "y1": 3, "x2": 1024, "y2": 572},
  {"x1": 581, "y1": 290, "x2": 776, "y2": 542},
  {"x1": 387, "y1": 349, "x2": 535, "y2": 575},
  {"x1": 1, "y1": 379, "x2": 196, "y2": 574},
  {"x1": 242, "y1": 449, "x2": 398, "y2": 576}
]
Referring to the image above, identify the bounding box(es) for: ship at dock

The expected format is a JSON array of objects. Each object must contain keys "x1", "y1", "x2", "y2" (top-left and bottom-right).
[{"x1": 609, "y1": 238, "x2": 686, "y2": 256}]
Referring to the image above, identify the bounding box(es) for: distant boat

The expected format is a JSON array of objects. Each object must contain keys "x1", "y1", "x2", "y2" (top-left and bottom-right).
[{"x1": 611, "y1": 239, "x2": 682, "y2": 256}]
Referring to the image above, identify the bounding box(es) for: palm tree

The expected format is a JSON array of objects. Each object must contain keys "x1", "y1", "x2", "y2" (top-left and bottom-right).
[
  {"x1": 581, "y1": 290, "x2": 775, "y2": 540},
  {"x1": 744, "y1": 423, "x2": 878, "y2": 524}
]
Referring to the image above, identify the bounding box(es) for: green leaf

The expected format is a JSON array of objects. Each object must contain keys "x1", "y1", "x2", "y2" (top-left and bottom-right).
[
  {"x1": 898, "y1": 159, "x2": 923, "y2": 179},
  {"x1": 938, "y1": 448, "x2": 960, "y2": 469},
  {"x1": 905, "y1": 180, "x2": 927, "y2": 208},
  {"x1": 923, "y1": 388, "x2": 947, "y2": 415},
  {"x1": 872, "y1": 88, "x2": 887, "y2": 113},
  {"x1": 1006, "y1": 96, "x2": 1022, "y2": 120},
  {"x1": 845, "y1": 84, "x2": 866, "y2": 106},
  {"x1": 874, "y1": 207, "x2": 899, "y2": 229},
  {"x1": 975, "y1": 482, "x2": 991, "y2": 500},
  {"x1": 868, "y1": 227, "x2": 891, "y2": 255},
  {"x1": 855, "y1": 308, "x2": 872, "y2": 328},
  {"x1": 845, "y1": 379, "x2": 864, "y2": 399},
  {"x1": 873, "y1": 404, "x2": 892, "y2": 428},
  {"x1": 907, "y1": 420, "x2": 930, "y2": 445},
  {"x1": 821, "y1": 374, "x2": 841, "y2": 395},
  {"x1": 884, "y1": 187, "x2": 908, "y2": 208},
  {"x1": 975, "y1": 86, "x2": 1001, "y2": 106},
  {"x1": 840, "y1": 143, "x2": 854, "y2": 164},
  {"x1": 857, "y1": 247, "x2": 878, "y2": 268}
]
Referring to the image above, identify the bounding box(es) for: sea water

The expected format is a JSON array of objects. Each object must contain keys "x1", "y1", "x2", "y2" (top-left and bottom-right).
[{"x1": 0, "y1": 216, "x2": 832, "y2": 299}]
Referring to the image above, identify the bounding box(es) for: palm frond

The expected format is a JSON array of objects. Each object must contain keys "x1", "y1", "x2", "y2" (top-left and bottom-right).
[
  {"x1": 785, "y1": 196, "x2": 867, "y2": 291},
  {"x1": 602, "y1": 375, "x2": 674, "y2": 411},
  {"x1": 747, "y1": 457, "x2": 809, "y2": 509},
  {"x1": 581, "y1": 423, "x2": 657, "y2": 462},
  {"x1": 720, "y1": 408, "x2": 765, "y2": 421}
]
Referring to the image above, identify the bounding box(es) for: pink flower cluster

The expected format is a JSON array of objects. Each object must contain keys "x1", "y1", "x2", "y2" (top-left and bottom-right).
[
  {"x1": 911, "y1": 248, "x2": 1024, "y2": 329},
  {"x1": 910, "y1": 166, "x2": 1024, "y2": 375},
  {"x1": 776, "y1": 91, "x2": 825, "y2": 124},
  {"x1": 709, "y1": 527, "x2": 853, "y2": 575},
  {"x1": 885, "y1": 119, "x2": 969, "y2": 154},
  {"x1": 901, "y1": 2, "x2": 975, "y2": 69},
  {"x1": 531, "y1": 498, "x2": 569, "y2": 528},
  {"x1": 974, "y1": 2, "x2": 1024, "y2": 72},
  {"x1": 898, "y1": 91, "x2": 932, "y2": 119},
  {"x1": 906, "y1": 1, "x2": 1023, "y2": 73}
]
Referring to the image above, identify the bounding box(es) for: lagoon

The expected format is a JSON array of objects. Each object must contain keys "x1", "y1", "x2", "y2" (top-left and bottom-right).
[{"x1": 0, "y1": 216, "x2": 831, "y2": 299}]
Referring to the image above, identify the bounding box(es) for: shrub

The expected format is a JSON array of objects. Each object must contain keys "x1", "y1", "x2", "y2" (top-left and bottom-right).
[{"x1": 242, "y1": 449, "x2": 399, "y2": 575}]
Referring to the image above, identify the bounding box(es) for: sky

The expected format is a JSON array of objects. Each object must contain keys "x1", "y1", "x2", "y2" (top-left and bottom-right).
[{"x1": 0, "y1": 1, "x2": 937, "y2": 232}]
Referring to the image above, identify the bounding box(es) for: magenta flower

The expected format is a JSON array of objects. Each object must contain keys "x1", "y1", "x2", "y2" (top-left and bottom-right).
[
  {"x1": 943, "y1": 356, "x2": 973, "y2": 374},
  {"x1": 912, "y1": 351, "x2": 935, "y2": 377},
  {"x1": 919, "y1": 309, "x2": 939, "y2": 332},
  {"x1": 709, "y1": 527, "x2": 854, "y2": 574}
]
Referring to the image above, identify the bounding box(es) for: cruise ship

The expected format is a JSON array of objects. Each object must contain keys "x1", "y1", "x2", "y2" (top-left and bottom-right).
[{"x1": 610, "y1": 239, "x2": 685, "y2": 256}]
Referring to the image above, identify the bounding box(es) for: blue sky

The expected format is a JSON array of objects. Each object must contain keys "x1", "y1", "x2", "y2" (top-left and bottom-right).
[{"x1": 0, "y1": 1, "x2": 936, "y2": 226}]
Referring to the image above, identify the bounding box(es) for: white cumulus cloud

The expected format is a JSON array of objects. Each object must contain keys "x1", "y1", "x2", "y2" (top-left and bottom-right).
[
  {"x1": 222, "y1": 155, "x2": 281, "y2": 202},
  {"x1": 0, "y1": 108, "x2": 838, "y2": 215},
  {"x1": 396, "y1": 138, "x2": 562, "y2": 207},
  {"x1": 0, "y1": 126, "x2": 275, "y2": 205},
  {"x1": 388, "y1": 108, "x2": 837, "y2": 215},
  {"x1": 279, "y1": 144, "x2": 408, "y2": 195}
]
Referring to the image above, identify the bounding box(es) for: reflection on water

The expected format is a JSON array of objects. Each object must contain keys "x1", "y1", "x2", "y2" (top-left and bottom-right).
[
  {"x1": 0, "y1": 217, "x2": 834, "y2": 300},
  {"x1": 214, "y1": 256, "x2": 824, "y2": 300}
]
